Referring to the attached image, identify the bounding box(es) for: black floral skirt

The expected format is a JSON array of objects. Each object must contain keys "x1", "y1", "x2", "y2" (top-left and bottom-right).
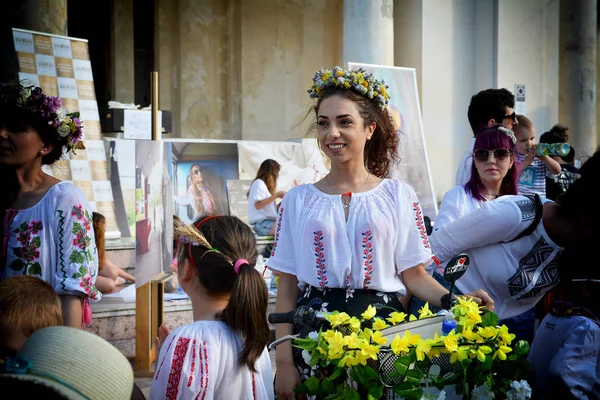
[{"x1": 292, "y1": 285, "x2": 406, "y2": 380}]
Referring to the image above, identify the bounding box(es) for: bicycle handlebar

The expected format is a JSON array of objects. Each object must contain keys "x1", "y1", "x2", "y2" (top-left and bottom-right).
[{"x1": 268, "y1": 305, "x2": 324, "y2": 327}]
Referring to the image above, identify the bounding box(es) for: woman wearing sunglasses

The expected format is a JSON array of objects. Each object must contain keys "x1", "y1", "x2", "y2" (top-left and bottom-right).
[
  {"x1": 435, "y1": 125, "x2": 518, "y2": 231},
  {"x1": 409, "y1": 125, "x2": 517, "y2": 315}
]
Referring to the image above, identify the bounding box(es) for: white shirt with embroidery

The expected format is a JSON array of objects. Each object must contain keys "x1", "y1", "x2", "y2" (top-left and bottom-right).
[
  {"x1": 150, "y1": 321, "x2": 274, "y2": 400},
  {"x1": 429, "y1": 195, "x2": 562, "y2": 320},
  {"x1": 2, "y1": 182, "x2": 100, "y2": 300},
  {"x1": 267, "y1": 179, "x2": 433, "y2": 294}
]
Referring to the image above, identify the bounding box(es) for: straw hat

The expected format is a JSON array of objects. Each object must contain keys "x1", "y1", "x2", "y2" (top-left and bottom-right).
[{"x1": 0, "y1": 326, "x2": 134, "y2": 399}]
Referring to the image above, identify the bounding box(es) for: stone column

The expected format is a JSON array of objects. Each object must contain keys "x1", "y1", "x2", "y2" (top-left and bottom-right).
[
  {"x1": 14, "y1": 0, "x2": 68, "y2": 36},
  {"x1": 559, "y1": 0, "x2": 597, "y2": 158},
  {"x1": 113, "y1": 0, "x2": 135, "y2": 104},
  {"x1": 343, "y1": 0, "x2": 394, "y2": 66}
]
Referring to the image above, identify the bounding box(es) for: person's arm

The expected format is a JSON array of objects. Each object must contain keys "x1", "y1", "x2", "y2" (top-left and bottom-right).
[
  {"x1": 432, "y1": 186, "x2": 466, "y2": 231},
  {"x1": 539, "y1": 155, "x2": 562, "y2": 174},
  {"x1": 429, "y1": 197, "x2": 529, "y2": 262},
  {"x1": 254, "y1": 191, "x2": 284, "y2": 210},
  {"x1": 546, "y1": 321, "x2": 600, "y2": 398},
  {"x1": 52, "y1": 186, "x2": 102, "y2": 328},
  {"x1": 402, "y1": 264, "x2": 494, "y2": 310},
  {"x1": 516, "y1": 152, "x2": 535, "y2": 176},
  {"x1": 273, "y1": 272, "x2": 302, "y2": 400},
  {"x1": 60, "y1": 295, "x2": 83, "y2": 328}
]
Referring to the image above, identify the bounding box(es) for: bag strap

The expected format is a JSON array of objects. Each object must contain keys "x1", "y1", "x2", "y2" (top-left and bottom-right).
[{"x1": 504, "y1": 194, "x2": 543, "y2": 243}]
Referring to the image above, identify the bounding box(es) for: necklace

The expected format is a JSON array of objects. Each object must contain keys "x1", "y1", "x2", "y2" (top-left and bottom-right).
[
  {"x1": 325, "y1": 172, "x2": 370, "y2": 210},
  {"x1": 481, "y1": 193, "x2": 499, "y2": 201}
]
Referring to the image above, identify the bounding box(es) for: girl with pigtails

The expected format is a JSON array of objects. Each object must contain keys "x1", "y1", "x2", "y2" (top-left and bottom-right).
[{"x1": 150, "y1": 215, "x2": 274, "y2": 400}]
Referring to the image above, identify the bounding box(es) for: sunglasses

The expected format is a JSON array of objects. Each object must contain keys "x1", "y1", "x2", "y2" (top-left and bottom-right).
[
  {"x1": 497, "y1": 112, "x2": 517, "y2": 122},
  {"x1": 192, "y1": 169, "x2": 201, "y2": 175},
  {"x1": 473, "y1": 149, "x2": 512, "y2": 163}
]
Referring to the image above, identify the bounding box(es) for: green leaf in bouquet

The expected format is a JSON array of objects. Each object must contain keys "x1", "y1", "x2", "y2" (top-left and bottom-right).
[
  {"x1": 480, "y1": 310, "x2": 499, "y2": 327},
  {"x1": 480, "y1": 353, "x2": 494, "y2": 371},
  {"x1": 512, "y1": 340, "x2": 531, "y2": 357},
  {"x1": 393, "y1": 386, "x2": 423, "y2": 400},
  {"x1": 364, "y1": 365, "x2": 379, "y2": 381},
  {"x1": 326, "y1": 366, "x2": 344, "y2": 381},
  {"x1": 432, "y1": 372, "x2": 460, "y2": 390},
  {"x1": 304, "y1": 375, "x2": 320, "y2": 394},
  {"x1": 294, "y1": 382, "x2": 309, "y2": 395},
  {"x1": 342, "y1": 388, "x2": 361, "y2": 400},
  {"x1": 405, "y1": 369, "x2": 423, "y2": 385},
  {"x1": 349, "y1": 366, "x2": 367, "y2": 386},
  {"x1": 321, "y1": 378, "x2": 334, "y2": 393},
  {"x1": 414, "y1": 357, "x2": 431, "y2": 371},
  {"x1": 368, "y1": 385, "x2": 384, "y2": 399},
  {"x1": 293, "y1": 337, "x2": 318, "y2": 350}
]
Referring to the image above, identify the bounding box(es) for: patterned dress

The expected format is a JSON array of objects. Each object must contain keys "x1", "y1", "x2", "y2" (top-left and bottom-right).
[
  {"x1": 1, "y1": 182, "x2": 100, "y2": 303},
  {"x1": 150, "y1": 321, "x2": 274, "y2": 400}
]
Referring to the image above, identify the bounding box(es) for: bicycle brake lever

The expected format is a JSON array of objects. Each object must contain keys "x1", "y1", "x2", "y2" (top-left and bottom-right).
[{"x1": 268, "y1": 334, "x2": 299, "y2": 351}]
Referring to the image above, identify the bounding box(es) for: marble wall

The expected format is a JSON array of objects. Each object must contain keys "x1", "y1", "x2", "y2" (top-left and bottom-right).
[
  {"x1": 497, "y1": 0, "x2": 560, "y2": 135},
  {"x1": 156, "y1": 0, "x2": 342, "y2": 141}
]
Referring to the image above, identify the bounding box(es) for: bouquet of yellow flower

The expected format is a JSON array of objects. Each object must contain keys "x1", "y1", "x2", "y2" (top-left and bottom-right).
[{"x1": 293, "y1": 298, "x2": 532, "y2": 400}]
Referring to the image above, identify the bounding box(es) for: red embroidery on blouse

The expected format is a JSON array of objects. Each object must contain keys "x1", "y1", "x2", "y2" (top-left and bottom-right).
[
  {"x1": 187, "y1": 339, "x2": 197, "y2": 387},
  {"x1": 362, "y1": 230, "x2": 374, "y2": 289},
  {"x1": 166, "y1": 337, "x2": 191, "y2": 400},
  {"x1": 201, "y1": 342, "x2": 209, "y2": 400},
  {"x1": 270, "y1": 207, "x2": 284, "y2": 258},
  {"x1": 314, "y1": 230, "x2": 328, "y2": 288},
  {"x1": 155, "y1": 336, "x2": 176, "y2": 380},
  {"x1": 412, "y1": 202, "x2": 431, "y2": 249}
]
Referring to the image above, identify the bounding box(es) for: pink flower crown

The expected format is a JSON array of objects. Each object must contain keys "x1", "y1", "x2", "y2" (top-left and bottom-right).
[{"x1": 0, "y1": 82, "x2": 85, "y2": 153}]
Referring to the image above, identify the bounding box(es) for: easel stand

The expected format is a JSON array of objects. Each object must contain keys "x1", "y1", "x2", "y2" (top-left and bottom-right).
[
  {"x1": 134, "y1": 71, "x2": 165, "y2": 376},
  {"x1": 134, "y1": 272, "x2": 171, "y2": 375}
]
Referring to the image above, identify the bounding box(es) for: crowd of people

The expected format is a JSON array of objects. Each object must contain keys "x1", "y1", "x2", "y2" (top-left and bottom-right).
[{"x1": 0, "y1": 65, "x2": 598, "y2": 400}]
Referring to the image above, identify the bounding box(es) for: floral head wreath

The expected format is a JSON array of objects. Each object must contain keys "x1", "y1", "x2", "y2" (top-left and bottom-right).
[
  {"x1": 498, "y1": 126, "x2": 517, "y2": 145},
  {"x1": 307, "y1": 66, "x2": 390, "y2": 110},
  {"x1": 0, "y1": 82, "x2": 85, "y2": 154}
]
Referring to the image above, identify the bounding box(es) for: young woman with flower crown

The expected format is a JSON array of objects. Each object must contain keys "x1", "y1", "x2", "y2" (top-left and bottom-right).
[
  {"x1": 267, "y1": 67, "x2": 494, "y2": 399},
  {"x1": 150, "y1": 215, "x2": 273, "y2": 400},
  {"x1": 0, "y1": 83, "x2": 99, "y2": 329}
]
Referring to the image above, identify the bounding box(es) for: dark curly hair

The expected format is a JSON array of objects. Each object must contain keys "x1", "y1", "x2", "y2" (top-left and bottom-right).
[
  {"x1": 467, "y1": 88, "x2": 515, "y2": 136},
  {"x1": 0, "y1": 84, "x2": 69, "y2": 165},
  {"x1": 307, "y1": 86, "x2": 399, "y2": 178}
]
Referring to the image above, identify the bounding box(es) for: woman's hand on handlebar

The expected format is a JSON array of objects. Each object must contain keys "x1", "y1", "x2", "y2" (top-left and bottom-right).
[
  {"x1": 462, "y1": 289, "x2": 495, "y2": 312},
  {"x1": 275, "y1": 361, "x2": 303, "y2": 400}
]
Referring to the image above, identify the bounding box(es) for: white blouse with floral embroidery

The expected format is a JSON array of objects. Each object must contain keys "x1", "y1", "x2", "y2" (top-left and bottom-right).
[
  {"x1": 1, "y1": 182, "x2": 100, "y2": 301},
  {"x1": 267, "y1": 179, "x2": 433, "y2": 295}
]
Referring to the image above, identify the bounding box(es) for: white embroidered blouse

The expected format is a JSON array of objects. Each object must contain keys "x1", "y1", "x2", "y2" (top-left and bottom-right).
[
  {"x1": 267, "y1": 179, "x2": 433, "y2": 295},
  {"x1": 1, "y1": 182, "x2": 100, "y2": 300},
  {"x1": 150, "y1": 321, "x2": 274, "y2": 400}
]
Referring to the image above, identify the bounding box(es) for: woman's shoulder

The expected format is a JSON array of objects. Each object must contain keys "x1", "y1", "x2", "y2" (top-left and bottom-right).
[
  {"x1": 169, "y1": 321, "x2": 238, "y2": 346},
  {"x1": 172, "y1": 321, "x2": 233, "y2": 337},
  {"x1": 381, "y1": 178, "x2": 419, "y2": 199},
  {"x1": 50, "y1": 182, "x2": 90, "y2": 206},
  {"x1": 443, "y1": 185, "x2": 470, "y2": 200}
]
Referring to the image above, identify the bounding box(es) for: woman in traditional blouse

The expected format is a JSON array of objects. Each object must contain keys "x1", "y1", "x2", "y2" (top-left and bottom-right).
[
  {"x1": 267, "y1": 67, "x2": 494, "y2": 399},
  {"x1": 0, "y1": 82, "x2": 99, "y2": 328}
]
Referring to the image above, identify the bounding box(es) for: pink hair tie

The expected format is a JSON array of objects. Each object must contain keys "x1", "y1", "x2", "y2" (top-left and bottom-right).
[{"x1": 234, "y1": 259, "x2": 248, "y2": 274}]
